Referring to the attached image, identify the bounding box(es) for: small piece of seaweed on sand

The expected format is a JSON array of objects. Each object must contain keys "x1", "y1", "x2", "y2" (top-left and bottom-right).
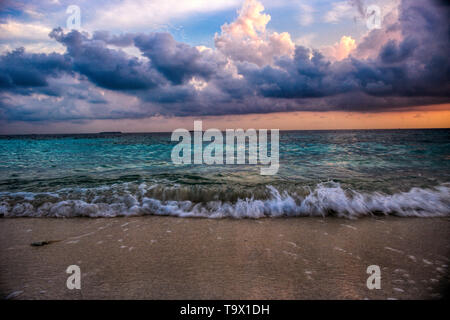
[{"x1": 30, "y1": 240, "x2": 60, "y2": 247}]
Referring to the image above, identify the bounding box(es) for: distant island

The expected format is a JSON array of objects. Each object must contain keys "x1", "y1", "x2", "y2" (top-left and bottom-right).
[{"x1": 99, "y1": 131, "x2": 122, "y2": 134}]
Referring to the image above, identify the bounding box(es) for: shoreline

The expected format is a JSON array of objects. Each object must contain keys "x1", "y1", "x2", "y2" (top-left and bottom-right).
[{"x1": 1, "y1": 216, "x2": 449, "y2": 299}]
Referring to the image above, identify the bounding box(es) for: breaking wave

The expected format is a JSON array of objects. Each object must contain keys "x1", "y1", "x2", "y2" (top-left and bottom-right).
[{"x1": 0, "y1": 182, "x2": 449, "y2": 219}]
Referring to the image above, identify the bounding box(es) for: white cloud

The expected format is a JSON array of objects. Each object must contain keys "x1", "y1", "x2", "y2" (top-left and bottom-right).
[
  {"x1": 0, "y1": 21, "x2": 52, "y2": 41},
  {"x1": 299, "y1": 3, "x2": 315, "y2": 26},
  {"x1": 323, "y1": 1, "x2": 354, "y2": 23},
  {"x1": 0, "y1": 20, "x2": 65, "y2": 54},
  {"x1": 295, "y1": 33, "x2": 316, "y2": 48},
  {"x1": 323, "y1": 0, "x2": 400, "y2": 26},
  {"x1": 321, "y1": 35, "x2": 356, "y2": 61},
  {"x1": 214, "y1": 0, "x2": 294, "y2": 66},
  {"x1": 87, "y1": 0, "x2": 241, "y2": 31}
]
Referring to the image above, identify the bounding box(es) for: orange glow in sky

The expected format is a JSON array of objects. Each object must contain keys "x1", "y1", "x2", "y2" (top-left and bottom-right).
[{"x1": 3, "y1": 104, "x2": 449, "y2": 134}]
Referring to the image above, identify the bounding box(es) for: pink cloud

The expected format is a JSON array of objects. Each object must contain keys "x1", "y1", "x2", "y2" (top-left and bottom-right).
[
  {"x1": 214, "y1": 0, "x2": 294, "y2": 66},
  {"x1": 322, "y1": 35, "x2": 357, "y2": 61}
]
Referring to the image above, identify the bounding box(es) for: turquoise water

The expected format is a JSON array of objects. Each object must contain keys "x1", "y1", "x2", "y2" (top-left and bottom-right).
[{"x1": 0, "y1": 129, "x2": 449, "y2": 218}]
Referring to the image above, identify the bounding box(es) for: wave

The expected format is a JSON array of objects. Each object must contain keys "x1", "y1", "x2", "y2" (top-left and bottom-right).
[{"x1": 0, "y1": 182, "x2": 449, "y2": 219}]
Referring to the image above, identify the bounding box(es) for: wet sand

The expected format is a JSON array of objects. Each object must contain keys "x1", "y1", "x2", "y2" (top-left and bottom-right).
[{"x1": 0, "y1": 216, "x2": 449, "y2": 299}]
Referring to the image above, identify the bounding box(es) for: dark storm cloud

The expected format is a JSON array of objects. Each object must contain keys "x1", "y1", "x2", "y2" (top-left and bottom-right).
[
  {"x1": 0, "y1": 0, "x2": 449, "y2": 122},
  {"x1": 378, "y1": 38, "x2": 417, "y2": 64},
  {"x1": 134, "y1": 33, "x2": 226, "y2": 85},
  {"x1": 49, "y1": 28, "x2": 164, "y2": 90},
  {"x1": 0, "y1": 47, "x2": 71, "y2": 89},
  {"x1": 236, "y1": 0, "x2": 449, "y2": 111},
  {"x1": 238, "y1": 47, "x2": 336, "y2": 99},
  {"x1": 92, "y1": 31, "x2": 136, "y2": 47},
  {"x1": 47, "y1": 28, "x2": 227, "y2": 90}
]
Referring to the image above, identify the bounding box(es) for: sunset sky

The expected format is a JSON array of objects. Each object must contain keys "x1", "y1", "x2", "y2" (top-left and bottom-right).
[{"x1": 0, "y1": 0, "x2": 449, "y2": 133}]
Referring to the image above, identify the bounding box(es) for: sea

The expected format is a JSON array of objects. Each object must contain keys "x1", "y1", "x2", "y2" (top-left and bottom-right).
[{"x1": 0, "y1": 129, "x2": 449, "y2": 218}]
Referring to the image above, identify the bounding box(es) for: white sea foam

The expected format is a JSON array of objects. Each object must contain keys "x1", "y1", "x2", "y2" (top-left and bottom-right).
[{"x1": 0, "y1": 182, "x2": 448, "y2": 218}]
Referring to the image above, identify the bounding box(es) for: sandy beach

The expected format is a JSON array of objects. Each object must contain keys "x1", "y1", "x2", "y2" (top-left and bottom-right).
[{"x1": 0, "y1": 216, "x2": 449, "y2": 300}]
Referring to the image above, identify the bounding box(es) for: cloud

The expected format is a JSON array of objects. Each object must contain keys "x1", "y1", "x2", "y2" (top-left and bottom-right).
[
  {"x1": 237, "y1": 0, "x2": 449, "y2": 107},
  {"x1": 49, "y1": 28, "x2": 164, "y2": 90},
  {"x1": 0, "y1": 20, "x2": 65, "y2": 54},
  {"x1": 214, "y1": 0, "x2": 295, "y2": 66},
  {"x1": 0, "y1": 20, "x2": 52, "y2": 41},
  {"x1": 134, "y1": 33, "x2": 226, "y2": 84},
  {"x1": 0, "y1": 47, "x2": 72, "y2": 90},
  {"x1": 348, "y1": 0, "x2": 365, "y2": 17},
  {"x1": 295, "y1": 33, "x2": 316, "y2": 48},
  {"x1": 87, "y1": 0, "x2": 241, "y2": 31},
  {"x1": 322, "y1": 35, "x2": 356, "y2": 61},
  {"x1": 353, "y1": 8, "x2": 402, "y2": 59},
  {"x1": 324, "y1": 1, "x2": 354, "y2": 23},
  {"x1": 298, "y1": 3, "x2": 315, "y2": 26},
  {"x1": 0, "y1": 0, "x2": 449, "y2": 124}
]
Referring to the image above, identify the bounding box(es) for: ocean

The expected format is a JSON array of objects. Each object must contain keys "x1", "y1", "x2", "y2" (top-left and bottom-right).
[{"x1": 0, "y1": 129, "x2": 449, "y2": 218}]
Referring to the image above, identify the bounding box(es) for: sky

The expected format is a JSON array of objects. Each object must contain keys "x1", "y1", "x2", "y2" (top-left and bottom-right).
[{"x1": 0, "y1": 0, "x2": 449, "y2": 134}]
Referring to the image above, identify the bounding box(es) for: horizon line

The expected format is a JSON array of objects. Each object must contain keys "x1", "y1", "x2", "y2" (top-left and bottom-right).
[{"x1": 1, "y1": 127, "x2": 449, "y2": 136}]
